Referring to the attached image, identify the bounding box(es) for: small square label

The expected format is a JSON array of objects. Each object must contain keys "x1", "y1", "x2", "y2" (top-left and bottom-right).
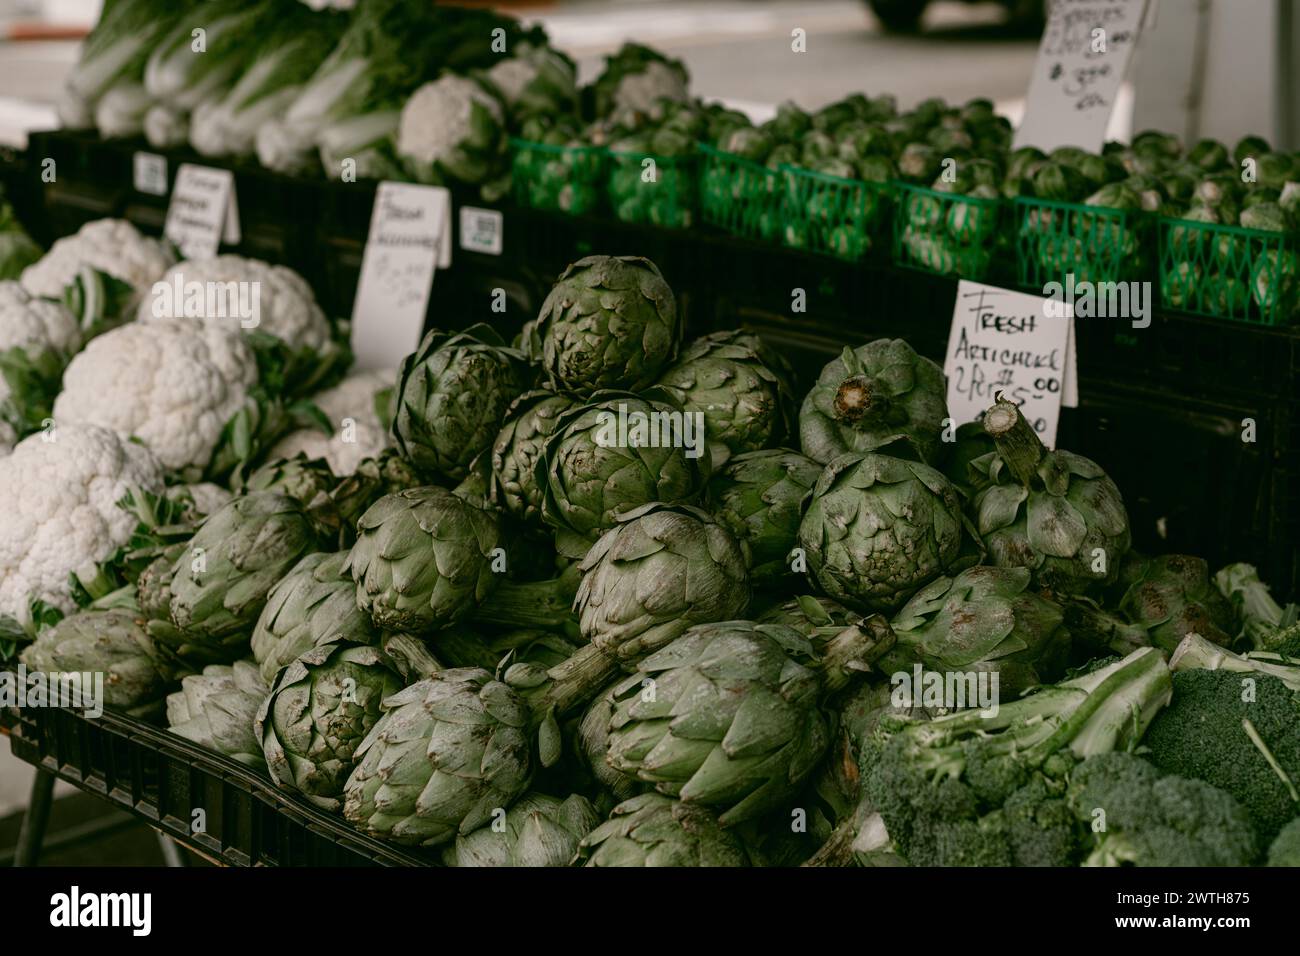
[
  {"x1": 459, "y1": 206, "x2": 503, "y2": 256},
  {"x1": 133, "y1": 152, "x2": 168, "y2": 196}
]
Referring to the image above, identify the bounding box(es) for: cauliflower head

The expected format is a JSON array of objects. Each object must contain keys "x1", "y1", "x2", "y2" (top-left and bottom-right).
[
  {"x1": 20, "y1": 218, "x2": 176, "y2": 299},
  {"x1": 0, "y1": 422, "x2": 164, "y2": 616},
  {"x1": 0, "y1": 280, "x2": 81, "y2": 404},
  {"x1": 397, "y1": 75, "x2": 505, "y2": 170},
  {"x1": 138, "y1": 255, "x2": 332, "y2": 352},
  {"x1": 268, "y1": 367, "x2": 393, "y2": 475},
  {"x1": 53, "y1": 317, "x2": 258, "y2": 473}
]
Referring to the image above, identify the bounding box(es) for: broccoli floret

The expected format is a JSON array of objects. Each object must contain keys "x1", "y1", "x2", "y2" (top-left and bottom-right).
[
  {"x1": 1143, "y1": 669, "x2": 1300, "y2": 845},
  {"x1": 1267, "y1": 818, "x2": 1300, "y2": 866},
  {"x1": 862, "y1": 648, "x2": 1172, "y2": 867},
  {"x1": 1069, "y1": 752, "x2": 1257, "y2": 866}
]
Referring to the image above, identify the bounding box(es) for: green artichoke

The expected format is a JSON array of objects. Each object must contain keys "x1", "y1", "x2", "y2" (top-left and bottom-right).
[
  {"x1": 489, "y1": 390, "x2": 576, "y2": 524},
  {"x1": 19, "y1": 609, "x2": 172, "y2": 712},
  {"x1": 343, "y1": 667, "x2": 533, "y2": 847},
  {"x1": 256, "y1": 641, "x2": 403, "y2": 810},
  {"x1": 441, "y1": 792, "x2": 600, "y2": 867},
  {"x1": 251, "y1": 551, "x2": 378, "y2": 684},
  {"x1": 576, "y1": 502, "x2": 750, "y2": 666},
  {"x1": 235, "y1": 454, "x2": 335, "y2": 506},
  {"x1": 943, "y1": 420, "x2": 996, "y2": 493},
  {"x1": 877, "y1": 565, "x2": 1072, "y2": 693},
  {"x1": 576, "y1": 690, "x2": 642, "y2": 802},
  {"x1": 576, "y1": 793, "x2": 750, "y2": 867},
  {"x1": 527, "y1": 256, "x2": 681, "y2": 392},
  {"x1": 150, "y1": 492, "x2": 324, "y2": 667},
  {"x1": 346, "y1": 487, "x2": 502, "y2": 633},
  {"x1": 602, "y1": 619, "x2": 878, "y2": 824},
  {"x1": 800, "y1": 339, "x2": 949, "y2": 465},
  {"x1": 969, "y1": 398, "x2": 1130, "y2": 594},
  {"x1": 539, "y1": 392, "x2": 711, "y2": 544},
  {"x1": 391, "y1": 324, "x2": 531, "y2": 483},
  {"x1": 165, "y1": 660, "x2": 268, "y2": 769},
  {"x1": 708, "y1": 449, "x2": 822, "y2": 587},
  {"x1": 798, "y1": 452, "x2": 966, "y2": 612},
  {"x1": 1117, "y1": 554, "x2": 1235, "y2": 652},
  {"x1": 654, "y1": 331, "x2": 797, "y2": 463}
]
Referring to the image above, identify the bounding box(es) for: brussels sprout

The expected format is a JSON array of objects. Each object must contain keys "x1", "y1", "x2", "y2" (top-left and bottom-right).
[
  {"x1": 1233, "y1": 135, "x2": 1271, "y2": 168},
  {"x1": 766, "y1": 142, "x2": 799, "y2": 170},
  {"x1": 770, "y1": 101, "x2": 811, "y2": 141},
  {"x1": 801, "y1": 130, "x2": 836, "y2": 163},
  {"x1": 1240, "y1": 201, "x2": 1292, "y2": 234},
  {"x1": 1194, "y1": 173, "x2": 1243, "y2": 208},
  {"x1": 1250, "y1": 249, "x2": 1298, "y2": 314},
  {"x1": 1161, "y1": 260, "x2": 1202, "y2": 310},
  {"x1": 898, "y1": 143, "x2": 941, "y2": 183},
  {"x1": 857, "y1": 154, "x2": 897, "y2": 184},
  {"x1": 1167, "y1": 204, "x2": 1221, "y2": 257},
  {"x1": 838, "y1": 123, "x2": 892, "y2": 161},
  {"x1": 1132, "y1": 130, "x2": 1182, "y2": 160},
  {"x1": 722, "y1": 126, "x2": 773, "y2": 162},
  {"x1": 1187, "y1": 139, "x2": 1230, "y2": 170},
  {"x1": 926, "y1": 126, "x2": 974, "y2": 154},
  {"x1": 946, "y1": 183, "x2": 999, "y2": 242},
  {"x1": 1256, "y1": 153, "x2": 1298, "y2": 190},
  {"x1": 812, "y1": 99, "x2": 857, "y2": 133},
  {"x1": 1031, "y1": 160, "x2": 1091, "y2": 202},
  {"x1": 1242, "y1": 188, "x2": 1282, "y2": 210}
]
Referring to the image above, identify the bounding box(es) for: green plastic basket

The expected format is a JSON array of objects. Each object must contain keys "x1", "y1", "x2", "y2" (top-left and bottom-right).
[
  {"x1": 606, "y1": 149, "x2": 699, "y2": 229},
  {"x1": 892, "y1": 181, "x2": 1006, "y2": 280},
  {"x1": 1015, "y1": 196, "x2": 1154, "y2": 290},
  {"x1": 510, "y1": 138, "x2": 607, "y2": 216},
  {"x1": 698, "y1": 143, "x2": 783, "y2": 241},
  {"x1": 1158, "y1": 216, "x2": 1298, "y2": 325},
  {"x1": 777, "y1": 164, "x2": 890, "y2": 261}
]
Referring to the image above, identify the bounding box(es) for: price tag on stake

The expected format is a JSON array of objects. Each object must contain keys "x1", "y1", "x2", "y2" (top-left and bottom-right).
[
  {"x1": 943, "y1": 280, "x2": 1076, "y2": 449},
  {"x1": 163, "y1": 163, "x2": 239, "y2": 260},
  {"x1": 459, "y1": 206, "x2": 503, "y2": 257},
  {"x1": 1013, "y1": 0, "x2": 1150, "y2": 153},
  {"x1": 350, "y1": 181, "x2": 452, "y2": 370}
]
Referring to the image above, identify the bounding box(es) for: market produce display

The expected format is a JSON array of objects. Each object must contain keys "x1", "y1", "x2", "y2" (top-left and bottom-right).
[{"x1": 4, "y1": 0, "x2": 1300, "y2": 872}]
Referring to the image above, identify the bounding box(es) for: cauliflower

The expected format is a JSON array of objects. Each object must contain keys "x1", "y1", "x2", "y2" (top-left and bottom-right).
[
  {"x1": 171, "y1": 481, "x2": 232, "y2": 516},
  {"x1": 396, "y1": 75, "x2": 508, "y2": 194},
  {"x1": 0, "y1": 422, "x2": 164, "y2": 616},
  {"x1": 20, "y1": 219, "x2": 176, "y2": 300},
  {"x1": 0, "y1": 419, "x2": 15, "y2": 456},
  {"x1": 269, "y1": 367, "x2": 393, "y2": 475},
  {"x1": 484, "y1": 43, "x2": 576, "y2": 119},
  {"x1": 0, "y1": 281, "x2": 81, "y2": 421},
  {"x1": 53, "y1": 317, "x2": 258, "y2": 474},
  {"x1": 138, "y1": 255, "x2": 332, "y2": 352}
]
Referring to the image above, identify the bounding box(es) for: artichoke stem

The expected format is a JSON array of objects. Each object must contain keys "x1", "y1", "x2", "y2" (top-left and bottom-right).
[
  {"x1": 380, "y1": 632, "x2": 443, "y2": 680},
  {"x1": 983, "y1": 397, "x2": 1044, "y2": 487},
  {"x1": 834, "y1": 375, "x2": 889, "y2": 426},
  {"x1": 802, "y1": 819, "x2": 858, "y2": 867},
  {"x1": 536, "y1": 642, "x2": 621, "y2": 717},
  {"x1": 818, "y1": 616, "x2": 897, "y2": 692},
  {"x1": 1062, "y1": 598, "x2": 1150, "y2": 657},
  {"x1": 470, "y1": 576, "x2": 580, "y2": 638}
]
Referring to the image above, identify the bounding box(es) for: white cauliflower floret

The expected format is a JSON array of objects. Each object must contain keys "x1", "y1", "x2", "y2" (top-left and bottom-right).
[
  {"x1": 171, "y1": 481, "x2": 232, "y2": 516},
  {"x1": 269, "y1": 367, "x2": 393, "y2": 476},
  {"x1": 53, "y1": 317, "x2": 258, "y2": 473},
  {"x1": 20, "y1": 219, "x2": 176, "y2": 299},
  {"x1": 397, "y1": 75, "x2": 504, "y2": 167},
  {"x1": 138, "y1": 255, "x2": 331, "y2": 352},
  {"x1": 0, "y1": 281, "x2": 81, "y2": 405},
  {"x1": 0, "y1": 422, "x2": 164, "y2": 616}
]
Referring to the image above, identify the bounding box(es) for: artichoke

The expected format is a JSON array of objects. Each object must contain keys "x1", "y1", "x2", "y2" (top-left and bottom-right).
[
  {"x1": 343, "y1": 667, "x2": 533, "y2": 847},
  {"x1": 602, "y1": 619, "x2": 879, "y2": 825},
  {"x1": 441, "y1": 792, "x2": 600, "y2": 867},
  {"x1": 255, "y1": 641, "x2": 403, "y2": 810},
  {"x1": 19, "y1": 609, "x2": 172, "y2": 712},
  {"x1": 1117, "y1": 554, "x2": 1235, "y2": 652},
  {"x1": 150, "y1": 492, "x2": 324, "y2": 667},
  {"x1": 576, "y1": 690, "x2": 641, "y2": 802},
  {"x1": 969, "y1": 398, "x2": 1130, "y2": 593},
  {"x1": 251, "y1": 551, "x2": 378, "y2": 684},
  {"x1": 877, "y1": 565, "x2": 1073, "y2": 693},
  {"x1": 391, "y1": 324, "x2": 531, "y2": 483},
  {"x1": 576, "y1": 793, "x2": 750, "y2": 867},
  {"x1": 346, "y1": 487, "x2": 502, "y2": 633},
  {"x1": 708, "y1": 449, "x2": 822, "y2": 587},
  {"x1": 654, "y1": 331, "x2": 797, "y2": 463},
  {"x1": 800, "y1": 339, "x2": 950, "y2": 465},
  {"x1": 527, "y1": 256, "x2": 681, "y2": 392},
  {"x1": 798, "y1": 452, "x2": 966, "y2": 612},
  {"x1": 489, "y1": 389, "x2": 576, "y2": 524},
  {"x1": 539, "y1": 392, "x2": 711, "y2": 544},
  {"x1": 235, "y1": 454, "x2": 335, "y2": 506},
  {"x1": 165, "y1": 660, "x2": 268, "y2": 769}
]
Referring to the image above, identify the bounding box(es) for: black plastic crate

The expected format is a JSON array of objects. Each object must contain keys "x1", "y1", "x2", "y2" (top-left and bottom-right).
[{"x1": 1, "y1": 701, "x2": 435, "y2": 867}]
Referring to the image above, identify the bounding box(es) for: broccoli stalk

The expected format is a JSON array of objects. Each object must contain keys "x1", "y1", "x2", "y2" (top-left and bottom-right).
[
  {"x1": 1214, "y1": 562, "x2": 1300, "y2": 651},
  {"x1": 1171, "y1": 631, "x2": 1300, "y2": 692}
]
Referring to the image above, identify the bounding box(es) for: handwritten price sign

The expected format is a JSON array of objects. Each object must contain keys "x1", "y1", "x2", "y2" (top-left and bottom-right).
[
  {"x1": 1014, "y1": 0, "x2": 1150, "y2": 153},
  {"x1": 943, "y1": 281, "x2": 1077, "y2": 449}
]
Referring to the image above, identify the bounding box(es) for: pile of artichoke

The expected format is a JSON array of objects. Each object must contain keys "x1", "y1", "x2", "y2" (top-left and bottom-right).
[{"x1": 10, "y1": 251, "x2": 1283, "y2": 868}]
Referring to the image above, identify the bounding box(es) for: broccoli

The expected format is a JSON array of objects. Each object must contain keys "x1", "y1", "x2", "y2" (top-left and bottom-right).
[
  {"x1": 862, "y1": 648, "x2": 1172, "y2": 867},
  {"x1": 1268, "y1": 818, "x2": 1300, "y2": 866},
  {"x1": 1171, "y1": 631, "x2": 1300, "y2": 691},
  {"x1": 1069, "y1": 752, "x2": 1257, "y2": 866},
  {"x1": 1143, "y1": 668, "x2": 1300, "y2": 845}
]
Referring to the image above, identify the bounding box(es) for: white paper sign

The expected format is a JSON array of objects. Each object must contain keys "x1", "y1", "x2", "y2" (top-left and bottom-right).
[
  {"x1": 350, "y1": 181, "x2": 452, "y2": 370},
  {"x1": 1013, "y1": 0, "x2": 1149, "y2": 153},
  {"x1": 133, "y1": 152, "x2": 168, "y2": 196},
  {"x1": 163, "y1": 164, "x2": 239, "y2": 259},
  {"x1": 460, "y1": 206, "x2": 503, "y2": 256},
  {"x1": 943, "y1": 281, "x2": 1076, "y2": 449}
]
